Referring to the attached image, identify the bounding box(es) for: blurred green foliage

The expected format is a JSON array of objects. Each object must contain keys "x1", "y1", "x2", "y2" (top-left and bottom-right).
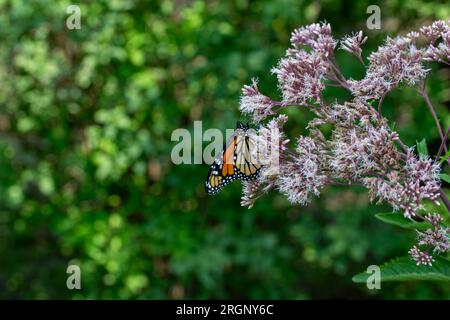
[{"x1": 0, "y1": 0, "x2": 449, "y2": 299}]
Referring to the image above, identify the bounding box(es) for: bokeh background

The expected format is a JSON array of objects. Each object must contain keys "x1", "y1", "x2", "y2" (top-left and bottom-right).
[{"x1": 0, "y1": 0, "x2": 449, "y2": 299}]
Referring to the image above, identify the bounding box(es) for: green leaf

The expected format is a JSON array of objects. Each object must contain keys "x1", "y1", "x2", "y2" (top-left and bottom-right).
[
  {"x1": 352, "y1": 256, "x2": 450, "y2": 283},
  {"x1": 440, "y1": 173, "x2": 450, "y2": 183},
  {"x1": 416, "y1": 138, "x2": 428, "y2": 158},
  {"x1": 439, "y1": 149, "x2": 450, "y2": 164},
  {"x1": 375, "y1": 212, "x2": 430, "y2": 230}
]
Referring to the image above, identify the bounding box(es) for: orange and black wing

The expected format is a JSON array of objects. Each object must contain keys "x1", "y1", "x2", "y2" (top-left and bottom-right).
[
  {"x1": 205, "y1": 123, "x2": 261, "y2": 195},
  {"x1": 205, "y1": 134, "x2": 241, "y2": 195}
]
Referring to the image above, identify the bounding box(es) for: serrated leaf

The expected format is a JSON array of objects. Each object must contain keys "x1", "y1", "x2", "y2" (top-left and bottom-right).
[
  {"x1": 352, "y1": 256, "x2": 450, "y2": 283},
  {"x1": 416, "y1": 138, "x2": 428, "y2": 158},
  {"x1": 375, "y1": 212, "x2": 430, "y2": 230},
  {"x1": 440, "y1": 173, "x2": 450, "y2": 183}
]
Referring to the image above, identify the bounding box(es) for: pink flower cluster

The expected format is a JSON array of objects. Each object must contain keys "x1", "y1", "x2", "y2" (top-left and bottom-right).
[
  {"x1": 421, "y1": 20, "x2": 450, "y2": 65},
  {"x1": 348, "y1": 36, "x2": 429, "y2": 100},
  {"x1": 238, "y1": 21, "x2": 450, "y2": 265},
  {"x1": 410, "y1": 213, "x2": 449, "y2": 266}
]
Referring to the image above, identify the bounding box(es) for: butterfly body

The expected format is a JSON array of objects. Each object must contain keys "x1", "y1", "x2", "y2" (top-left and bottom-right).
[{"x1": 205, "y1": 122, "x2": 261, "y2": 195}]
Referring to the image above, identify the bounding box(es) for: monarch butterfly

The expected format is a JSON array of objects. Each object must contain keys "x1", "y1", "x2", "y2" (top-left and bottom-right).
[{"x1": 205, "y1": 122, "x2": 261, "y2": 195}]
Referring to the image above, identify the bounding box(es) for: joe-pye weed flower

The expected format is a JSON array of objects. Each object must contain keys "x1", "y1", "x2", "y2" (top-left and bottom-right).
[{"x1": 238, "y1": 21, "x2": 450, "y2": 265}]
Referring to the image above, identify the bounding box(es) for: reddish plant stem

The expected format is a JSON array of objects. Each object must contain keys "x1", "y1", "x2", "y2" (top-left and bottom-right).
[
  {"x1": 421, "y1": 80, "x2": 448, "y2": 155},
  {"x1": 378, "y1": 93, "x2": 386, "y2": 114},
  {"x1": 436, "y1": 128, "x2": 450, "y2": 160},
  {"x1": 439, "y1": 190, "x2": 450, "y2": 213}
]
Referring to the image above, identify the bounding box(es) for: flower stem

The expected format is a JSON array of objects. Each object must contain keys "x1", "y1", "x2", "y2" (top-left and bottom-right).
[
  {"x1": 439, "y1": 189, "x2": 450, "y2": 213},
  {"x1": 421, "y1": 80, "x2": 448, "y2": 155},
  {"x1": 436, "y1": 128, "x2": 450, "y2": 161},
  {"x1": 378, "y1": 93, "x2": 386, "y2": 114}
]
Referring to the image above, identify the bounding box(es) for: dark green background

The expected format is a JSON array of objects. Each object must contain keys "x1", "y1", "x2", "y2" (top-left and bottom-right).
[{"x1": 0, "y1": 0, "x2": 449, "y2": 299}]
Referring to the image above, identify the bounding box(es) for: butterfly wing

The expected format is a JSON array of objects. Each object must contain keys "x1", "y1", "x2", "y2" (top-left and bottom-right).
[
  {"x1": 234, "y1": 130, "x2": 261, "y2": 180},
  {"x1": 205, "y1": 125, "x2": 261, "y2": 195},
  {"x1": 205, "y1": 132, "x2": 241, "y2": 195}
]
